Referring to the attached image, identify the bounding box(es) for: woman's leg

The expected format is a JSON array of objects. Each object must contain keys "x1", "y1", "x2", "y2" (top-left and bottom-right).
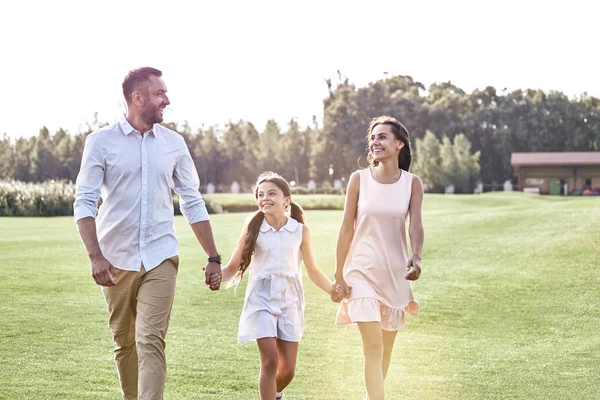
[
  {"x1": 257, "y1": 338, "x2": 279, "y2": 400},
  {"x1": 381, "y1": 329, "x2": 398, "y2": 379},
  {"x1": 276, "y1": 339, "x2": 299, "y2": 392},
  {"x1": 357, "y1": 322, "x2": 385, "y2": 400}
]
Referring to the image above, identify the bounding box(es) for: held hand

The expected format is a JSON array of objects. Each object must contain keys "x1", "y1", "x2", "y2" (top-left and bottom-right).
[
  {"x1": 405, "y1": 257, "x2": 422, "y2": 281},
  {"x1": 333, "y1": 274, "x2": 352, "y2": 299},
  {"x1": 91, "y1": 255, "x2": 117, "y2": 287},
  {"x1": 204, "y1": 262, "x2": 222, "y2": 291},
  {"x1": 330, "y1": 284, "x2": 343, "y2": 303}
]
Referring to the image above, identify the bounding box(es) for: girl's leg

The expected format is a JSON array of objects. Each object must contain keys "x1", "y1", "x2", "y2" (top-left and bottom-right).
[
  {"x1": 276, "y1": 339, "x2": 299, "y2": 392},
  {"x1": 257, "y1": 338, "x2": 279, "y2": 400},
  {"x1": 381, "y1": 330, "x2": 398, "y2": 379},
  {"x1": 357, "y1": 322, "x2": 385, "y2": 400}
]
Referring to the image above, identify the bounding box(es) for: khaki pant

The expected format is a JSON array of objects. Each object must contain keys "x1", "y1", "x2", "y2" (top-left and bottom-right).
[{"x1": 102, "y1": 257, "x2": 179, "y2": 400}]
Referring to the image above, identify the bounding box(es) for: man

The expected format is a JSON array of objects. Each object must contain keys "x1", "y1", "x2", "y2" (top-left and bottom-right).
[{"x1": 74, "y1": 67, "x2": 222, "y2": 400}]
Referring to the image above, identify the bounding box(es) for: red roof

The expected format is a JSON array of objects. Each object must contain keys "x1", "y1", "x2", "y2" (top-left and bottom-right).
[{"x1": 511, "y1": 152, "x2": 600, "y2": 166}]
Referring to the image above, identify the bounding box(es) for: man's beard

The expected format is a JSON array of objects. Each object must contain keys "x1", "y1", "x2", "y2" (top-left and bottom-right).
[{"x1": 142, "y1": 104, "x2": 163, "y2": 125}]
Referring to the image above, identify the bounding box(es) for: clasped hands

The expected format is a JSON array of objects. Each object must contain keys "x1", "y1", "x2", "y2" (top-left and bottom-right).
[
  {"x1": 331, "y1": 275, "x2": 351, "y2": 303},
  {"x1": 204, "y1": 261, "x2": 222, "y2": 291}
]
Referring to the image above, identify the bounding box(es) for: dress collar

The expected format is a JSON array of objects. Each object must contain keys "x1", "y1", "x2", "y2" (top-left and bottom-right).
[{"x1": 259, "y1": 217, "x2": 299, "y2": 233}]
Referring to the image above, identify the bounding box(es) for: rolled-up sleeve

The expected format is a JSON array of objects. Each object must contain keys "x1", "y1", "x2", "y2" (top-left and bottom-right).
[
  {"x1": 172, "y1": 144, "x2": 209, "y2": 224},
  {"x1": 74, "y1": 133, "x2": 104, "y2": 222}
]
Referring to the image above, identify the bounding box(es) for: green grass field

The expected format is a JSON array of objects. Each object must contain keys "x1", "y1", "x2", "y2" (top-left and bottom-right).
[{"x1": 1, "y1": 193, "x2": 599, "y2": 399}]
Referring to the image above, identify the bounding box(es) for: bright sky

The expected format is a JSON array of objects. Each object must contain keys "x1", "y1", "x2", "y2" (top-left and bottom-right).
[{"x1": 1, "y1": 0, "x2": 598, "y2": 139}]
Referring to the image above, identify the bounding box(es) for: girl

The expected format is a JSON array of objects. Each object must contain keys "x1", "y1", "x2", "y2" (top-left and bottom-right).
[
  {"x1": 221, "y1": 171, "x2": 341, "y2": 400},
  {"x1": 334, "y1": 116, "x2": 424, "y2": 400}
]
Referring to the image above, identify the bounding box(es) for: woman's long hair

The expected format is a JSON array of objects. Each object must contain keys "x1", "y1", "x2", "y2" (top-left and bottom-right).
[
  {"x1": 231, "y1": 171, "x2": 304, "y2": 285},
  {"x1": 366, "y1": 116, "x2": 412, "y2": 171}
]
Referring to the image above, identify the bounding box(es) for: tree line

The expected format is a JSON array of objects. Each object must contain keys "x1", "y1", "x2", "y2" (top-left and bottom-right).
[{"x1": 1, "y1": 73, "x2": 598, "y2": 192}]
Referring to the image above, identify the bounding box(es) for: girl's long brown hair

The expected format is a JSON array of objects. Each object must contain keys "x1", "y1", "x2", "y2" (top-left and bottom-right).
[
  {"x1": 231, "y1": 171, "x2": 304, "y2": 285},
  {"x1": 366, "y1": 116, "x2": 412, "y2": 171}
]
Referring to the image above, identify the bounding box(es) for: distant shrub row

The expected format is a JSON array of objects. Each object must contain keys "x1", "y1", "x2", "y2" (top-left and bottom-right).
[
  {"x1": 203, "y1": 193, "x2": 344, "y2": 213},
  {"x1": 0, "y1": 180, "x2": 76, "y2": 216},
  {"x1": 0, "y1": 181, "x2": 344, "y2": 217},
  {"x1": 290, "y1": 185, "x2": 345, "y2": 195}
]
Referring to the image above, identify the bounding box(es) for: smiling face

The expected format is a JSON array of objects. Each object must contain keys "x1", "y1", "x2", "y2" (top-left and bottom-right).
[
  {"x1": 368, "y1": 123, "x2": 404, "y2": 163},
  {"x1": 255, "y1": 181, "x2": 290, "y2": 216},
  {"x1": 140, "y1": 75, "x2": 170, "y2": 125}
]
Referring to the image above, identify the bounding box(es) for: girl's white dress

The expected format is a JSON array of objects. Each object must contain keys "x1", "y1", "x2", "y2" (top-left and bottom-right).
[{"x1": 238, "y1": 217, "x2": 305, "y2": 343}]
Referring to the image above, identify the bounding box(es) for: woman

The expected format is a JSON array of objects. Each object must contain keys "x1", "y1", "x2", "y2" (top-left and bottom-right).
[{"x1": 334, "y1": 116, "x2": 424, "y2": 400}]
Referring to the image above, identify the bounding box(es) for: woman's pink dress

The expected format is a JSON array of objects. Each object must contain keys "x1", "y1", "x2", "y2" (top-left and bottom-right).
[{"x1": 336, "y1": 168, "x2": 419, "y2": 331}]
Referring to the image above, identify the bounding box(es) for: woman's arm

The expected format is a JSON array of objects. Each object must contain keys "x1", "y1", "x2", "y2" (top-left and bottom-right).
[
  {"x1": 406, "y1": 175, "x2": 424, "y2": 280},
  {"x1": 333, "y1": 171, "x2": 360, "y2": 295}
]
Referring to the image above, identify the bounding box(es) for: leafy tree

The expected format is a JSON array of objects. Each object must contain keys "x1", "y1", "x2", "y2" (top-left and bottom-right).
[
  {"x1": 412, "y1": 131, "x2": 443, "y2": 191},
  {"x1": 221, "y1": 120, "x2": 259, "y2": 189},
  {"x1": 30, "y1": 127, "x2": 62, "y2": 182},
  {"x1": 425, "y1": 82, "x2": 469, "y2": 141},
  {"x1": 13, "y1": 137, "x2": 35, "y2": 182},
  {"x1": 439, "y1": 136, "x2": 458, "y2": 182},
  {"x1": 279, "y1": 119, "x2": 312, "y2": 185},
  {"x1": 413, "y1": 131, "x2": 479, "y2": 191},
  {"x1": 259, "y1": 120, "x2": 283, "y2": 174},
  {"x1": 322, "y1": 76, "x2": 361, "y2": 180},
  {"x1": 308, "y1": 123, "x2": 328, "y2": 183},
  {"x1": 239, "y1": 122, "x2": 262, "y2": 181},
  {"x1": 445, "y1": 133, "x2": 480, "y2": 190},
  {"x1": 0, "y1": 134, "x2": 14, "y2": 179},
  {"x1": 193, "y1": 126, "x2": 226, "y2": 190}
]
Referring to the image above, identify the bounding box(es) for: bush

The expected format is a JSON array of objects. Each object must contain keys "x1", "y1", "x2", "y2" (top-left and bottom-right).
[
  {"x1": 0, "y1": 180, "x2": 75, "y2": 216},
  {"x1": 203, "y1": 193, "x2": 345, "y2": 213},
  {"x1": 291, "y1": 186, "x2": 312, "y2": 195},
  {"x1": 0, "y1": 181, "x2": 345, "y2": 216},
  {"x1": 173, "y1": 195, "x2": 223, "y2": 215},
  {"x1": 0, "y1": 180, "x2": 226, "y2": 217},
  {"x1": 290, "y1": 185, "x2": 345, "y2": 195},
  {"x1": 294, "y1": 195, "x2": 344, "y2": 210}
]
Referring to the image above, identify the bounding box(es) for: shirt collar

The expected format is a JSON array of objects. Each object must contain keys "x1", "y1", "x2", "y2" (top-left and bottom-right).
[
  {"x1": 259, "y1": 217, "x2": 299, "y2": 233},
  {"x1": 119, "y1": 116, "x2": 157, "y2": 137}
]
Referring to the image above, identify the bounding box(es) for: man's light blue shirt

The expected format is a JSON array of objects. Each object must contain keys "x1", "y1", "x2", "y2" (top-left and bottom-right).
[{"x1": 74, "y1": 117, "x2": 209, "y2": 271}]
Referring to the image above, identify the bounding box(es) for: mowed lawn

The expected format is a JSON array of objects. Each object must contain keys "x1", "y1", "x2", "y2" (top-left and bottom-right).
[{"x1": 1, "y1": 193, "x2": 599, "y2": 399}]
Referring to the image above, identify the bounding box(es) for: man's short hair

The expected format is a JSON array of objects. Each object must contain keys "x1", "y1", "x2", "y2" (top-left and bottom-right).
[{"x1": 122, "y1": 67, "x2": 162, "y2": 104}]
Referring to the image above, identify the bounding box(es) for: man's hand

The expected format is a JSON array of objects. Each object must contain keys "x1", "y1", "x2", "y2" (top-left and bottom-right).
[
  {"x1": 91, "y1": 255, "x2": 117, "y2": 286},
  {"x1": 204, "y1": 262, "x2": 222, "y2": 291}
]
